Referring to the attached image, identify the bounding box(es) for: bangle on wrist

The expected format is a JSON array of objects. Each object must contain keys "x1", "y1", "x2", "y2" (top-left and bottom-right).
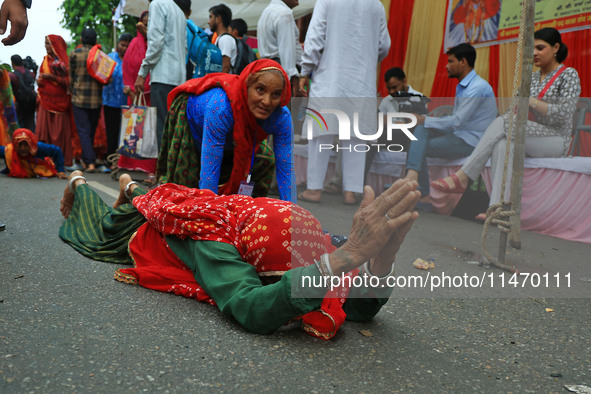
[
  {"x1": 362, "y1": 260, "x2": 395, "y2": 283},
  {"x1": 532, "y1": 99, "x2": 538, "y2": 109},
  {"x1": 315, "y1": 253, "x2": 334, "y2": 278}
]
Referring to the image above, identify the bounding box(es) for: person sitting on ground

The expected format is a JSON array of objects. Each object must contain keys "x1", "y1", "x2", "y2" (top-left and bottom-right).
[
  {"x1": 365, "y1": 67, "x2": 428, "y2": 181},
  {"x1": 403, "y1": 43, "x2": 497, "y2": 210},
  {"x1": 59, "y1": 168, "x2": 419, "y2": 339},
  {"x1": 157, "y1": 59, "x2": 294, "y2": 202},
  {"x1": 431, "y1": 28, "x2": 581, "y2": 220},
  {"x1": 0, "y1": 128, "x2": 67, "y2": 179}
]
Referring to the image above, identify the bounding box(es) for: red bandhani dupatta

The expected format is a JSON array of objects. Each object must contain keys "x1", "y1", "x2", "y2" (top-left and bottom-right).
[
  {"x1": 6, "y1": 128, "x2": 57, "y2": 178},
  {"x1": 116, "y1": 184, "x2": 353, "y2": 340},
  {"x1": 167, "y1": 59, "x2": 291, "y2": 196},
  {"x1": 38, "y1": 35, "x2": 71, "y2": 113}
]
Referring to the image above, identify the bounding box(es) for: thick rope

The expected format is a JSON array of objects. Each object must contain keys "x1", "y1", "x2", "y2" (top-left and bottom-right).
[
  {"x1": 480, "y1": 0, "x2": 529, "y2": 271},
  {"x1": 480, "y1": 204, "x2": 517, "y2": 272}
]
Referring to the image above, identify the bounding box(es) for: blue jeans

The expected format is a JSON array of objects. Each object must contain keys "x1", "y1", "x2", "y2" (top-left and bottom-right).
[{"x1": 405, "y1": 125, "x2": 474, "y2": 196}]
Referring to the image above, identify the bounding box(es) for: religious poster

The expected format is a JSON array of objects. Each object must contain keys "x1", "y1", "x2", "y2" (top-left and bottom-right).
[
  {"x1": 444, "y1": 0, "x2": 591, "y2": 50},
  {"x1": 445, "y1": 0, "x2": 502, "y2": 48}
]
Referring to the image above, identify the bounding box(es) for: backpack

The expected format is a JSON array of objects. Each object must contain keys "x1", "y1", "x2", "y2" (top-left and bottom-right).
[
  {"x1": 187, "y1": 21, "x2": 223, "y2": 78},
  {"x1": 13, "y1": 69, "x2": 37, "y2": 113},
  {"x1": 232, "y1": 37, "x2": 257, "y2": 75}
]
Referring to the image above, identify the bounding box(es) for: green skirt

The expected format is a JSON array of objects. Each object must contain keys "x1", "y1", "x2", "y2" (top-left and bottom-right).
[
  {"x1": 59, "y1": 185, "x2": 147, "y2": 264},
  {"x1": 156, "y1": 93, "x2": 275, "y2": 198}
]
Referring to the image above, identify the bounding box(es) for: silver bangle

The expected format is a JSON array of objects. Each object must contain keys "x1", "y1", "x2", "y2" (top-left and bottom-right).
[
  {"x1": 315, "y1": 253, "x2": 334, "y2": 278},
  {"x1": 362, "y1": 260, "x2": 395, "y2": 286},
  {"x1": 321, "y1": 253, "x2": 335, "y2": 276},
  {"x1": 68, "y1": 175, "x2": 86, "y2": 194},
  {"x1": 124, "y1": 181, "x2": 140, "y2": 200}
]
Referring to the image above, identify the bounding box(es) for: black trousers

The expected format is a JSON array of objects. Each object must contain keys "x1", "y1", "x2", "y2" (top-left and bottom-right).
[{"x1": 103, "y1": 105, "x2": 122, "y2": 156}]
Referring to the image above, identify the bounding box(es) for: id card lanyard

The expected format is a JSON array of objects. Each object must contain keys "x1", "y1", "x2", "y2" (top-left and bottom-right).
[{"x1": 237, "y1": 147, "x2": 256, "y2": 196}]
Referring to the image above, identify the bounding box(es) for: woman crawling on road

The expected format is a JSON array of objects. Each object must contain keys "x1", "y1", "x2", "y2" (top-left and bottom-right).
[
  {"x1": 59, "y1": 171, "x2": 419, "y2": 339},
  {"x1": 156, "y1": 59, "x2": 294, "y2": 201}
]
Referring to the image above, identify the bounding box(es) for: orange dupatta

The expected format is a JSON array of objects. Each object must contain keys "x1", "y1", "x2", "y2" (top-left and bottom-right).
[
  {"x1": 38, "y1": 35, "x2": 71, "y2": 113},
  {"x1": 6, "y1": 128, "x2": 57, "y2": 178}
]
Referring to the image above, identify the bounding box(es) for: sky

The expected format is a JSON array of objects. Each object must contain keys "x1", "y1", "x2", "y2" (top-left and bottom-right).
[{"x1": 0, "y1": 0, "x2": 72, "y2": 66}]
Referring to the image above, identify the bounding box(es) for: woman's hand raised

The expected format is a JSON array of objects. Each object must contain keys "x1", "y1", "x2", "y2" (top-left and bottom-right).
[{"x1": 329, "y1": 179, "x2": 420, "y2": 276}]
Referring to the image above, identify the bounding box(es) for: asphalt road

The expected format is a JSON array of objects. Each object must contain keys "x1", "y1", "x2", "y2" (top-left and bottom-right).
[{"x1": 1, "y1": 173, "x2": 590, "y2": 393}]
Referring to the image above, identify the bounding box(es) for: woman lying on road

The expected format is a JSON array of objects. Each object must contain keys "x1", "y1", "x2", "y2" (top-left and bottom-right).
[{"x1": 59, "y1": 172, "x2": 419, "y2": 339}]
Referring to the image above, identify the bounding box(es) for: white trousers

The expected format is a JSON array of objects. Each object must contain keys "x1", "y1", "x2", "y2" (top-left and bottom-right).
[
  {"x1": 461, "y1": 116, "x2": 565, "y2": 205},
  {"x1": 306, "y1": 134, "x2": 366, "y2": 193}
]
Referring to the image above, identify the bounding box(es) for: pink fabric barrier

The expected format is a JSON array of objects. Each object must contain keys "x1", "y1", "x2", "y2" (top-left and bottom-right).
[
  {"x1": 295, "y1": 146, "x2": 591, "y2": 244},
  {"x1": 482, "y1": 168, "x2": 591, "y2": 244}
]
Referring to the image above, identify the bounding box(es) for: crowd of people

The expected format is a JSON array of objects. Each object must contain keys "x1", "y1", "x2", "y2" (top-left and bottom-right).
[{"x1": 0, "y1": 0, "x2": 583, "y2": 337}]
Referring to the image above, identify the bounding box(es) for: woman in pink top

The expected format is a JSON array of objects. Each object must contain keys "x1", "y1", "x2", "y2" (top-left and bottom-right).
[{"x1": 123, "y1": 11, "x2": 151, "y2": 105}]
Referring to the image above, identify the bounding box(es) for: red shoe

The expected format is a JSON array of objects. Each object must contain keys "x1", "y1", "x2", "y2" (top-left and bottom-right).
[
  {"x1": 431, "y1": 173, "x2": 467, "y2": 194},
  {"x1": 475, "y1": 213, "x2": 487, "y2": 222}
]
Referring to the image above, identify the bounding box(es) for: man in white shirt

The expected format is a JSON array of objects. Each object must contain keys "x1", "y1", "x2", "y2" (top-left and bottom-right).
[
  {"x1": 298, "y1": 0, "x2": 391, "y2": 205},
  {"x1": 365, "y1": 67, "x2": 427, "y2": 179},
  {"x1": 208, "y1": 4, "x2": 236, "y2": 74},
  {"x1": 257, "y1": 0, "x2": 302, "y2": 97},
  {"x1": 135, "y1": 0, "x2": 187, "y2": 147},
  {"x1": 379, "y1": 67, "x2": 425, "y2": 114}
]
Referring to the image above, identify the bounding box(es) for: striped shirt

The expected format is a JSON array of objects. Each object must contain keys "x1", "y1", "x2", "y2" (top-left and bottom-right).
[{"x1": 69, "y1": 44, "x2": 103, "y2": 109}]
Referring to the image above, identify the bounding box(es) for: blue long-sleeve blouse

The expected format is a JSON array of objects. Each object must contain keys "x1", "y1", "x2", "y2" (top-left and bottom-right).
[
  {"x1": 186, "y1": 88, "x2": 294, "y2": 202},
  {"x1": 1, "y1": 142, "x2": 65, "y2": 174}
]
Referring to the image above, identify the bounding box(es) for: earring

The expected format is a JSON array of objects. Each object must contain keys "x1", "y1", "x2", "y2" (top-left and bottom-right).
[{"x1": 553, "y1": 53, "x2": 557, "y2": 57}]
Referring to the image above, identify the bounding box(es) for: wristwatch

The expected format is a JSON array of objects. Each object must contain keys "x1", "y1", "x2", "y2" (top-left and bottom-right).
[{"x1": 21, "y1": 0, "x2": 32, "y2": 9}]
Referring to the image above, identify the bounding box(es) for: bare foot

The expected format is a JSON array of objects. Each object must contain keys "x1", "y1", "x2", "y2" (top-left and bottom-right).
[
  {"x1": 113, "y1": 173, "x2": 136, "y2": 209},
  {"x1": 60, "y1": 170, "x2": 85, "y2": 219},
  {"x1": 82, "y1": 162, "x2": 96, "y2": 173},
  {"x1": 298, "y1": 189, "x2": 321, "y2": 203},
  {"x1": 343, "y1": 191, "x2": 359, "y2": 205}
]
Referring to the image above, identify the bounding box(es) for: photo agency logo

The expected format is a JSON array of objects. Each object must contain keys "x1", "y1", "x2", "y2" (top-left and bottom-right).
[{"x1": 304, "y1": 107, "x2": 418, "y2": 152}]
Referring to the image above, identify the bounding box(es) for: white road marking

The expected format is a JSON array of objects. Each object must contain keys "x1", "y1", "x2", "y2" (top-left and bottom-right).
[{"x1": 87, "y1": 181, "x2": 119, "y2": 199}]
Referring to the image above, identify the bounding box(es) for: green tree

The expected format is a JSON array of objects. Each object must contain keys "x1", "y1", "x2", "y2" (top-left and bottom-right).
[{"x1": 60, "y1": 0, "x2": 138, "y2": 52}]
